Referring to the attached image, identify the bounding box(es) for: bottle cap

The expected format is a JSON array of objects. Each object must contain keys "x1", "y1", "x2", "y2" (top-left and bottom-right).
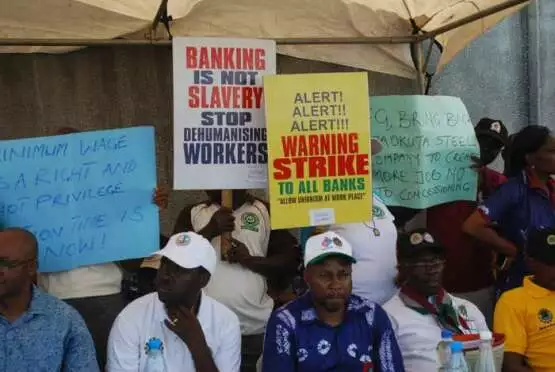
[
  {"x1": 480, "y1": 331, "x2": 493, "y2": 341},
  {"x1": 147, "y1": 338, "x2": 163, "y2": 350},
  {"x1": 441, "y1": 329, "x2": 453, "y2": 339},
  {"x1": 450, "y1": 341, "x2": 464, "y2": 353}
]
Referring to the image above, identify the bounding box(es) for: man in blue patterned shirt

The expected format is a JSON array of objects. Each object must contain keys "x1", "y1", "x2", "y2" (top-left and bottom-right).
[
  {"x1": 262, "y1": 231, "x2": 404, "y2": 372},
  {"x1": 0, "y1": 228, "x2": 98, "y2": 372}
]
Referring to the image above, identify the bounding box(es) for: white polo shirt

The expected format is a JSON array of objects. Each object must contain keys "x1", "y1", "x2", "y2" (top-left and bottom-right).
[
  {"x1": 191, "y1": 200, "x2": 273, "y2": 335},
  {"x1": 38, "y1": 262, "x2": 122, "y2": 299},
  {"x1": 328, "y1": 195, "x2": 398, "y2": 305},
  {"x1": 106, "y1": 292, "x2": 241, "y2": 372},
  {"x1": 383, "y1": 291, "x2": 489, "y2": 372}
]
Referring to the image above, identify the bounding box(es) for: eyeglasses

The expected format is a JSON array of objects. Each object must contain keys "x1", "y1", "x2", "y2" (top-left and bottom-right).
[
  {"x1": 404, "y1": 259, "x2": 446, "y2": 269},
  {"x1": 0, "y1": 258, "x2": 35, "y2": 270}
]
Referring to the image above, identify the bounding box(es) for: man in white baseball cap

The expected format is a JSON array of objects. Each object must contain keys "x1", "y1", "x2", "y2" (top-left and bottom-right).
[
  {"x1": 262, "y1": 231, "x2": 404, "y2": 372},
  {"x1": 107, "y1": 232, "x2": 241, "y2": 372}
]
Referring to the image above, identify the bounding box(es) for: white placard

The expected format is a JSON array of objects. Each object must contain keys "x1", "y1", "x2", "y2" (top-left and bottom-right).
[{"x1": 173, "y1": 37, "x2": 276, "y2": 189}]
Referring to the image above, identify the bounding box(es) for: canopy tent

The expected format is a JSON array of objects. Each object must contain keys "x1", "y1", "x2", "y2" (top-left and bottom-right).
[{"x1": 0, "y1": 0, "x2": 529, "y2": 79}]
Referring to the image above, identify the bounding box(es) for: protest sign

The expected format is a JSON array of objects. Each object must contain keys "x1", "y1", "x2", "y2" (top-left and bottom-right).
[
  {"x1": 173, "y1": 37, "x2": 276, "y2": 189},
  {"x1": 0, "y1": 127, "x2": 159, "y2": 272},
  {"x1": 265, "y1": 72, "x2": 371, "y2": 229},
  {"x1": 371, "y1": 95, "x2": 479, "y2": 209}
]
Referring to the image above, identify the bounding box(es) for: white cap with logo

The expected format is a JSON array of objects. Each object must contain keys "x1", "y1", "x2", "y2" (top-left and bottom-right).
[
  {"x1": 304, "y1": 231, "x2": 356, "y2": 267},
  {"x1": 144, "y1": 232, "x2": 217, "y2": 275}
]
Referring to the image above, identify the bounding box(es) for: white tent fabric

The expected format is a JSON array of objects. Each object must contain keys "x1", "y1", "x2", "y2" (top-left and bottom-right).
[{"x1": 0, "y1": 0, "x2": 528, "y2": 78}]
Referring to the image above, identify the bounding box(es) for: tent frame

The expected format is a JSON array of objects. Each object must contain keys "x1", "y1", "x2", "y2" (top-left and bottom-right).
[{"x1": 0, "y1": 0, "x2": 529, "y2": 93}]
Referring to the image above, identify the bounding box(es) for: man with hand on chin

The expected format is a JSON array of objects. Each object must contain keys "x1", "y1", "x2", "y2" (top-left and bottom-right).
[
  {"x1": 173, "y1": 190, "x2": 298, "y2": 372},
  {"x1": 106, "y1": 232, "x2": 241, "y2": 372}
]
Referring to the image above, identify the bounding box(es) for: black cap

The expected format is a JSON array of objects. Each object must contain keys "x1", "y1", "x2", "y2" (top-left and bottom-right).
[
  {"x1": 527, "y1": 228, "x2": 555, "y2": 265},
  {"x1": 397, "y1": 229, "x2": 444, "y2": 261},
  {"x1": 475, "y1": 118, "x2": 509, "y2": 145}
]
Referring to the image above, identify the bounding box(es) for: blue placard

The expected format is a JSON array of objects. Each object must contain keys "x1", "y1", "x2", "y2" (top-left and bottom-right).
[{"x1": 0, "y1": 126, "x2": 159, "y2": 272}]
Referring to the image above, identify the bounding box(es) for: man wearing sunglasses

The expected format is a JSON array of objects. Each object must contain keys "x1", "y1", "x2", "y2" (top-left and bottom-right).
[
  {"x1": 383, "y1": 229, "x2": 489, "y2": 372},
  {"x1": 0, "y1": 228, "x2": 98, "y2": 372}
]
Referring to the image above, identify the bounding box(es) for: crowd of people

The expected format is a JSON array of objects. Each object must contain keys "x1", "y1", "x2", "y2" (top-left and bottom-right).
[{"x1": 1, "y1": 119, "x2": 555, "y2": 372}]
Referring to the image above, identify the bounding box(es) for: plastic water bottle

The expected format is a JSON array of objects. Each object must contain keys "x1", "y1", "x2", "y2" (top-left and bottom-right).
[
  {"x1": 446, "y1": 341, "x2": 469, "y2": 372},
  {"x1": 437, "y1": 329, "x2": 454, "y2": 370},
  {"x1": 145, "y1": 338, "x2": 166, "y2": 372},
  {"x1": 475, "y1": 331, "x2": 496, "y2": 372}
]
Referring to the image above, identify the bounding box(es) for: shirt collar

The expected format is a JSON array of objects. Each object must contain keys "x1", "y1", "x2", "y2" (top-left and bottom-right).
[
  {"x1": 524, "y1": 168, "x2": 555, "y2": 194},
  {"x1": 27, "y1": 286, "x2": 49, "y2": 315},
  {"x1": 523, "y1": 276, "x2": 554, "y2": 298},
  {"x1": 299, "y1": 292, "x2": 371, "y2": 324}
]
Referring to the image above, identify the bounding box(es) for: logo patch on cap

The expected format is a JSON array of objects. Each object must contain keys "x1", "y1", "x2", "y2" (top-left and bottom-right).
[
  {"x1": 547, "y1": 235, "x2": 555, "y2": 246},
  {"x1": 175, "y1": 234, "x2": 191, "y2": 246},
  {"x1": 410, "y1": 233, "x2": 423, "y2": 245},
  {"x1": 490, "y1": 121, "x2": 502, "y2": 133},
  {"x1": 321, "y1": 236, "x2": 342, "y2": 250}
]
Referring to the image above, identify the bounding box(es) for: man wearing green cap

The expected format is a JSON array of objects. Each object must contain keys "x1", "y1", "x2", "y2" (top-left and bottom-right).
[
  {"x1": 383, "y1": 228, "x2": 489, "y2": 372},
  {"x1": 262, "y1": 231, "x2": 404, "y2": 372}
]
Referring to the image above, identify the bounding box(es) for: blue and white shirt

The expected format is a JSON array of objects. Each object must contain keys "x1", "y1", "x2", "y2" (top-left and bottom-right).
[
  {"x1": 262, "y1": 293, "x2": 405, "y2": 372},
  {"x1": 0, "y1": 287, "x2": 98, "y2": 372}
]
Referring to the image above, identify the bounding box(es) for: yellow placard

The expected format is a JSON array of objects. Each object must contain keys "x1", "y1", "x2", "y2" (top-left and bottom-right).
[{"x1": 264, "y1": 72, "x2": 371, "y2": 229}]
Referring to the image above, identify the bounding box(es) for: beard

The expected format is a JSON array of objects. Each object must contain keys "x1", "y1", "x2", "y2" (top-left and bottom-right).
[{"x1": 320, "y1": 297, "x2": 346, "y2": 313}]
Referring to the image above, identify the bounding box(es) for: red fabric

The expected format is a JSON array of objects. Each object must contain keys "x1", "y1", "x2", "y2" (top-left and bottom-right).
[
  {"x1": 480, "y1": 168, "x2": 507, "y2": 200},
  {"x1": 427, "y1": 167, "x2": 506, "y2": 293}
]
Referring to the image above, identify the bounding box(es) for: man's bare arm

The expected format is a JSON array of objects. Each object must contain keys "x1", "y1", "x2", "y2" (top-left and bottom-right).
[{"x1": 503, "y1": 352, "x2": 533, "y2": 372}]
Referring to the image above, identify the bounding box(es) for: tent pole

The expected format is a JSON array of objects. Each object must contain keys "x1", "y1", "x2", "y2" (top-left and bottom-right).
[
  {"x1": 411, "y1": 41, "x2": 426, "y2": 94},
  {"x1": 0, "y1": 35, "x2": 419, "y2": 47},
  {"x1": 151, "y1": 0, "x2": 169, "y2": 32},
  {"x1": 418, "y1": 0, "x2": 529, "y2": 40}
]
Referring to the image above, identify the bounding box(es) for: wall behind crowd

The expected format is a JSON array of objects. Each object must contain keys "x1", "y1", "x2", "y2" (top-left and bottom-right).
[
  {"x1": 432, "y1": 0, "x2": 555, "y2": 151},
  {"x1": 0, "y1": 48, "x2": 417, "y2": 235},
  {"x1": 2, "y1": 0, "x2": 554, "y2": 234}
]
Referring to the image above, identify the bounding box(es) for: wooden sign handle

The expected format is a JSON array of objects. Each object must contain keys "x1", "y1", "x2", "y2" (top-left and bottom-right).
[{"x1": 221, "y1": 190, "x2": 233, "y2": 255}]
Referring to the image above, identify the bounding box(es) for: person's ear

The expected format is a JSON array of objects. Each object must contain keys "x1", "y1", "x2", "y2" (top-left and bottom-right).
[
  {"x1": 525, "y1": 257, "x2": 537, "y2": 272},
  {"x1": 26, "y1": 260, "x2": 38, "y2": 280},
  {"x1": 303, "y1": 268, "x2": 311, "y2": 290}
]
